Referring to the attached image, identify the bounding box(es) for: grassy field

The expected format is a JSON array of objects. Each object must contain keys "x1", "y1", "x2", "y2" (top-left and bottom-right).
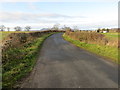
[
  {"x1": 2, "y1": 32, "x2": 54, "y2": 88},
  {"x1": 102, "y1": 33, "x2": 119, "y2": 37},
  {"x1": 0, "y1": 32, "x2": 12, "y2": 42},
  {"x1": 102, "y1": 33, "x2": 119, "y2": 40},
  {"x1": 0, "y1": 31, "x2": 35, "y2": 41},
  {"x1": 63, "y1": 34, "x2": 118, "y2": 63},
  {"x1": 0, "y1": 32, "x2": 11, "y2": 40}
]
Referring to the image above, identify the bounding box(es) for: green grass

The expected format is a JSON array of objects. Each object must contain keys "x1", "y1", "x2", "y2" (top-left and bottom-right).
[
  {"x1": 2, "y1": 33, "x2": 54, "y2": 88},
  {"x1": 0, "y1": 31, "x2": 35, "y2": 41},
  {"x1": 102, "y1": 33, "x2": 119, "y2": 40},
  {"x1": 102, "y1": 33, "x2": 119, "y2": 37},
  {"x1": 63, "y1": 34, "x2": 118, "y2": 63},
  {"x1": 0, "y1": 31, "x2": 11, "y2": 41}
]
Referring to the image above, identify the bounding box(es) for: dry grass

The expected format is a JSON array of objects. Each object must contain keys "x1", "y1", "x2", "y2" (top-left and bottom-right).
[{"x1": 65, "y1": 30, "x2": 118, "y2": 48}]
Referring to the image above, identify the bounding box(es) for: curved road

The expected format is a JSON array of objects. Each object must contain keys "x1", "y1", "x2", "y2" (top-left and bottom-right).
[{"x1": 21, "y1": 33, "x2": 118, "y2": 88}]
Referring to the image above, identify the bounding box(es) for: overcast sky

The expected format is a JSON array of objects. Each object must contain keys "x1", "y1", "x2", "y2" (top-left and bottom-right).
[{"x1": 0, "y1": 0, "x2": 119, "y2": 30}]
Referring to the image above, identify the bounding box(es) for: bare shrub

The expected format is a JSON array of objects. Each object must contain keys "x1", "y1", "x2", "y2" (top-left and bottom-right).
[{"x1": 65, "y1": 30, "x2": 118, "y2": 47}]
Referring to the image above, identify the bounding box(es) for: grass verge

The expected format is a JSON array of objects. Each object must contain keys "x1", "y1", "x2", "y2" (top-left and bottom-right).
[
  {"x1": 63, "y1": 34, "x2": 118, "y2": 63},
  {"x1": 2, "y1": 33, "x2": 54, "y2": 88}
]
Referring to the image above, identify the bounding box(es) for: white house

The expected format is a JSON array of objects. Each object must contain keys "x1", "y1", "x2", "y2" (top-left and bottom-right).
[{"x1": 103, "y1": 31, "x2": 107, "y2": 33}]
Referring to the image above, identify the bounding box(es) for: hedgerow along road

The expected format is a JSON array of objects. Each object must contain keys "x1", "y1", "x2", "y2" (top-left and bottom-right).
[{"x1": 21, "y1": 33, "x2": 118, "y2": 88}]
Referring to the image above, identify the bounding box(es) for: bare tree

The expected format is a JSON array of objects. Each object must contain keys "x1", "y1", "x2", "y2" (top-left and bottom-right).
[
  {"x1": 73, "y1": 26, "x2": 79, "y2": 31},
  {"x1": 24, "y1": 26, "x2": 31, "y2": 31},
  {"x1": 97, "y1": 28, "x2": 101, "y2": 33},
  {"x1": 7, "y1": 27, "x2": 10, "y2": 31},
  {"x1": 102, "y1": 28, "x2": 106, "y2": 33},
  {"x1": 106, "y1": 28, "x2": 109, "y2": 32},
  {"x1": 0, "y1": 25, "x2": 6, "y2": 31},
  {"x1": 52, "y1": 23, "x2": 60, "y2": 30},
  {"x1": 14, "y1": 26, "x2": 22, "y2": 31},
  {"x1": 63, "y1": 25, "x2": 71, "y2": 31}
]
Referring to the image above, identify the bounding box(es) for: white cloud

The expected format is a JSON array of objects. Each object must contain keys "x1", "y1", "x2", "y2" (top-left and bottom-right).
[
  {"x1": 0, "y1": 12, "x2": 87, "y2": 29},
  {"x1": 27, "y1": 3, "x2": 40, "y2": 11},
  {"x1": 0, "y1": 11, "x2": 117, "y2": 30},
  {"x1": 0, "y1": 12, "x2": 86, "y2": 23}
]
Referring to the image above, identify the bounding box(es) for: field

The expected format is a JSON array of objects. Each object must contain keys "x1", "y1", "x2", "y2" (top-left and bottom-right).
[
  {"x1": 0, "y1": 31, "x2": 35, "y2": 41},
  {"x1": 102, "y1": 32, "x2": 119, "y2": 47},
  {"x1": 102, "y1": 33, "x2": 119, "y2": 40},
  {"x1": 102, "y1": 33, "x2": 119, "y2": 37},
  {"x1": 63, "y1": 31, "x2": 119, "y2": 63}
]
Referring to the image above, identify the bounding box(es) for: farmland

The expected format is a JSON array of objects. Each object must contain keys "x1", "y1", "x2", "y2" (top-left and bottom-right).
[
  {"x1": 0, "y1": 31, "x2": 36, "y2": 41},
  {"x1": 102, "y1": 33, "x2": 119, "y2": 40}
]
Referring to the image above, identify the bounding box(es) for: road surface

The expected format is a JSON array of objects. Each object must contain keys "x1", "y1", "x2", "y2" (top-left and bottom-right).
[{"x1": 21, "y1": 33, "x2": 118, "y2": 88}]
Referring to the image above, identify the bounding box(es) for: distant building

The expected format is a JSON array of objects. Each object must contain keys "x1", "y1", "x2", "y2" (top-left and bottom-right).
[{"x1": 103, "y1": 31, "x2": 107, "y2": 33}]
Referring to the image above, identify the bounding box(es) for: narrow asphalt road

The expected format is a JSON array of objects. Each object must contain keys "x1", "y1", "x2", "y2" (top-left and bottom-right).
[{"x1": 21, "y1": 33, "x2": 118, "y2": 88}]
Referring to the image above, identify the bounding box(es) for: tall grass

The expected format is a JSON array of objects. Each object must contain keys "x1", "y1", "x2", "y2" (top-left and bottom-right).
[{"x1": 65, "y1": 30, "x2": 118, "y2": 48}]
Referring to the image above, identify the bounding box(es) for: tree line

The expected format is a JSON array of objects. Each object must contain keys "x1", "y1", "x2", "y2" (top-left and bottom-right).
[
  {"x1": 0, "y1": 25, "x2": 31, "y2": 31},
  {"x1": 0, "y1": 24, "x2": 72, "y2": 32}
]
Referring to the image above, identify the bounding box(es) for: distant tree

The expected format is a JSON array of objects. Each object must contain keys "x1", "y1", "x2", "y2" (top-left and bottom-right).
[
  {"x1": 97, "y1": 28, "x2": 101, "y2": 33},
  {"x1": 7, "y1": 27, "x2": 10, "y2": 31},
  {"x1": 0, "y1": 25, "x2": 6, "y2": 31},
  {"x1": 73, "y1": 26, "x2": 79, "y2": 31},
  {"x1": 102, "y1": 28, "x2": 106, "y2": 31},
  {"x1": 106, "y1": 28, "x2": 109, "y2": 32},
  {"x1": 52, "y1": 23, "x2": 60, "y2": 30},
  {"x1": 25, "y1": 26, "x2": 31, "y2": 31},
  {"x1": 63, "y1": 25, "x2": 71, "y2": 31},
  {"x1": 14, "y1": 26, "x2": 22, "y2": 31}
]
